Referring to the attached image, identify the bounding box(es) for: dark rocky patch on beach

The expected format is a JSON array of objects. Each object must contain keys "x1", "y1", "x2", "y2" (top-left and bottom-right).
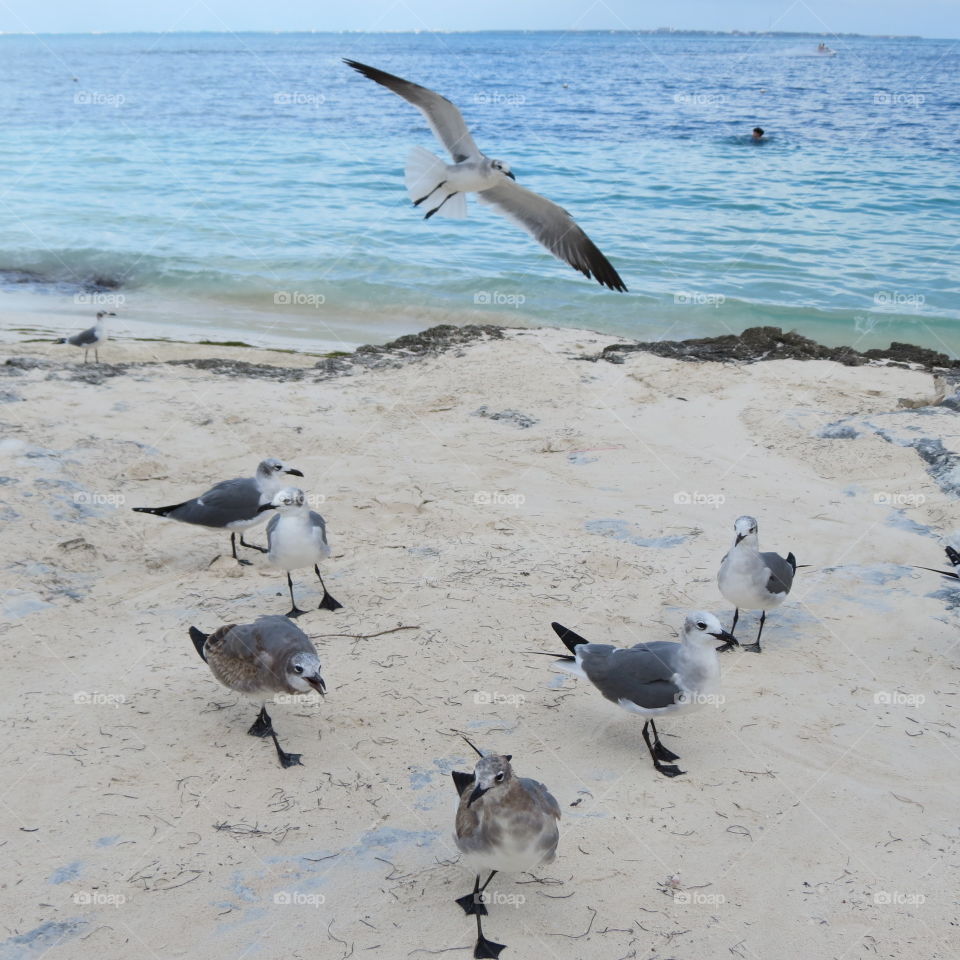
[
  {"x1": 0, "y1": 267, "x2": 122, "y2": 295},
  {"x1": 593, "y1": 326, "x2": 960, "y2": 372}
]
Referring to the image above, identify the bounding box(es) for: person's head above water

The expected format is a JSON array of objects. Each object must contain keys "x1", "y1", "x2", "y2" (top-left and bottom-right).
[{"x1": 752, "y1": 127, "x2": 765, "y2": 140}]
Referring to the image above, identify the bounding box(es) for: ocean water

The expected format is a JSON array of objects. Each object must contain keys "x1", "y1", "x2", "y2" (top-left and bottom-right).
[{"x1": 0, "y1": 31, "x2": 957, "y2": 353}]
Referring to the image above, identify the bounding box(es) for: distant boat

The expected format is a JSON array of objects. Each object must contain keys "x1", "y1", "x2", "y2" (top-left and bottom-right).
[{"x1": 816, "y1": 43, "x2": 837, "y2": 56}]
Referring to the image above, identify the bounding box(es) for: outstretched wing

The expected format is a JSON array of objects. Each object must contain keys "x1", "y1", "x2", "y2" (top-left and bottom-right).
[
  {"x1": 344, "y1": 59, "x2": 481, "y2": 163},
  {"x1": 477, "y1": 180, "x2": 627, "y2": 291}
]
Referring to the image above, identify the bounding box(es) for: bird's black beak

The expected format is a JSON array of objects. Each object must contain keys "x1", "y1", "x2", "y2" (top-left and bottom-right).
[
  {"x1": 467, "y1": 784, "x2": 488, "y2": 807},
  {"x1": 506, "y1": 170, "x2": 516, "y2": 180},
  {"x1": 285, "y1": 468, "x2": 304, "y2": 477},
  {"x1": 307, "y1": 675, "x2": 326, "y2": 695},
  {"x1": 735, "y1": 533, "x2": 745, "y2": 545},
  {"x1": 712, "y1": 630, "x2": 739, "y2": 646},
  {"x1": 107, "y1": 312, "x2": 116, "y2": 316},
  {"x1": 256, "y1": 503, "x2": 276, "y2": 514}
]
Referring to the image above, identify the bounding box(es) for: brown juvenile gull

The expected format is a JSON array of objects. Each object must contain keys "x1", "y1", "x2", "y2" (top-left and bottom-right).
[
  {"x1": 547, "y1": 611, "x2": 736, "y2": 778},
  {"x1": 717, "y1": 515, "x2": 796, "y2": 653},
  {"x1": 55, "y1": 310, "x2": 115, "y2": 363},
  {"x1": 132, "y1": 457, "x2": 303, "y2": 566},
  {"x1": 451, "y1": 738, "x2": 560, "y2": 959},
  {"x1": 188, "y1": 615, "x2": 325, "y2": 768},
  {"x1": 256, "y1": 486, "x2": 342, "y2": 617},
  {"x1": 343, "y1": 58, "x2": 627, "y2": 292}
]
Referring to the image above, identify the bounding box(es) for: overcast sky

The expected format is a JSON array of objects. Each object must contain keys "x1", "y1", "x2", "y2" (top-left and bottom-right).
[{"x1": 0, "y1": 0, "x2": 955, "y2": 39}]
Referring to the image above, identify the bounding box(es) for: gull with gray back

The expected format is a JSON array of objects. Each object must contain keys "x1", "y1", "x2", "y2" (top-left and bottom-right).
[
  {"x1": 55, "y1": 310, "x2": 115, "y2": 363},
  {"x1": 452, "y1": 738, "x2": 560, "y2": 959},
  {"x1": 344, "y1": 59, "x2": 626, "y2": 291},
  {"x1": 717, "y1": 515, "x2": 796, "y2": 653},
  {"x1": 188, "y1": 615, "x2": 326, "y2": 768},
  {"x1": 257, "y1": 487, "x2": 342, "y2": 617},
  {"x1": 132, "y1": 457, "x2": 303, "y2": 565},
  {"x1": 546, "y1": 612, "x2": 737, "y2": 777}
]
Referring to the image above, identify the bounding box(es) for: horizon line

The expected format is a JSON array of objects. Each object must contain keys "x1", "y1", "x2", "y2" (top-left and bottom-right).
[{"x1": 0, "y1": 28, "x2": 934, "y2": 40}]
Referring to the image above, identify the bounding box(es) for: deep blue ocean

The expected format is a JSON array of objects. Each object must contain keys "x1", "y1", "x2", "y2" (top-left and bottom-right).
[{"x1": 0, "y1": 31, "x2": 957, "y2": 352}]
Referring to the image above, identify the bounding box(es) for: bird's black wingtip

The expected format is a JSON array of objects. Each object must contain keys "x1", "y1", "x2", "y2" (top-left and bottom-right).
[
  {"x1": 598, "y1": 271, "x2": 628, "y2": 293},
  {"x1": 946, "y1": 545, "x2": 960, "y2": 569},
  {"x1": 343, "y1": 58, "x2": 379, "y2": 78}
]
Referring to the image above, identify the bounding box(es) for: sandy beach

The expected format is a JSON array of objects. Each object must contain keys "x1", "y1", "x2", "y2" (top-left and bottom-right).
[{"x1": 2, "y1": 324, "x2": 959, "y2": 960}]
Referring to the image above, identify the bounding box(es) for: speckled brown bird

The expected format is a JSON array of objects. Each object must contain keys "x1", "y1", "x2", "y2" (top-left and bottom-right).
[
  {"x1": 188, "y1": 615, "x2": 326, "y2": 768},
  {"x1": 452, "y1": 739, "x2": 560, "y2": 959}
]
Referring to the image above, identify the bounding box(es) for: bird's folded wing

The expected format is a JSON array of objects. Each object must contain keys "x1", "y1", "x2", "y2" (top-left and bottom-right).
[
  {"x1": 343, "y1": 59, "x2": 480, "y2": 163},
  {"x1": 521, "y1": 779, "x2": 562, "y2": 821},
  {"x1": 580, "y1": 645, "x2": 680, "y2": 708},
  {"x1": 476, "y1": 180, "x2": 627, "y2": 291},
  {"x1": 309, "y1": 511, "x2": 329, "y2": 544},
  {"x1": 762, "y1": 552, "x2": 795, "y2": 594},
  {"x1": 182, "y1": 478, "x2": 259, "y2": 524},
  {"x1": 213, "y1": 620, "x2": 285, "y2": 670}
]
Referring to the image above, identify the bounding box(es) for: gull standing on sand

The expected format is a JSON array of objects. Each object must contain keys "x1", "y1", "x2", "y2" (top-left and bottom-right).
[
  {"x1": 452, "y1": 738, "x2": 560, "y2": 959},
  {"x1": 188, "y1": 615, "x2": 326, "y2": 768},
  {"x1": 55, "y1": 311, "x2": 115, "y2": 362},
  {"x1": 343, "y1": 59, "x2": 627, "y2": 292},
  {"x1": 547, "y1": 613, "x2": 737, "y2": 778},
  {"x1": 717, "y1": 515, "x2": 796, "y2": 653},
  {"x1": 257, "y1": 487, "x2": 342, "y2": 617},
  {"x1": 132, "y1": 458, "x2": 304, "y2": 565}
]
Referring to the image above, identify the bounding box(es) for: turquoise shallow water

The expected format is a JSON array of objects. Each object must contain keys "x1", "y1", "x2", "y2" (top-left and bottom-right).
[{"x1": 0, "y1": 31, "x2": 957, "y2": 352}]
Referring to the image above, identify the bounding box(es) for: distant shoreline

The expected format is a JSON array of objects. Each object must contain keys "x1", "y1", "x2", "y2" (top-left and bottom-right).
[
  {"x1": 7, "y1": 323, "x2": 960, "y2": 374},
  {"x1": 0, "y1": 30, "x2": 930, "y2": 40}
]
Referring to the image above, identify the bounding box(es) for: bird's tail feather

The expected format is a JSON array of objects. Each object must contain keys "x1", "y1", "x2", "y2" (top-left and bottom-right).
[
  {"x1": 404, "y1": 147, "x2": 466, "y2": 218},
  {"x1": 188, "y1": 627, "x2": 209, "y2": 661}
]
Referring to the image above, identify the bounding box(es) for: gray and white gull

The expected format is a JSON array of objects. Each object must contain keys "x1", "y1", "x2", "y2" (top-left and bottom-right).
[
  {"x1": 547, "y1": 611, "x2": 736, "y2": 778},
  {"x1": 132, "y1": 457, "x2": 303, "y2": 565},
  {"x1": 717, "y1": 515, "x2": 796, "y2": 653},
  {"x1": 344, "y1": 58, "x2": 627, "y2": 292}
]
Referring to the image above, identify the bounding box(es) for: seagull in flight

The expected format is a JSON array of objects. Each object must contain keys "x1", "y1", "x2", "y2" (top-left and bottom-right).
[{"x1": 344, "y1": 59, "x2": 627, "y2": 292}]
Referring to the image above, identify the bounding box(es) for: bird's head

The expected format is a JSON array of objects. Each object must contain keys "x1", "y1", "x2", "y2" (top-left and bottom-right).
[
  {"x1": 490, "y1": 158, "x2": 516, "y2": 181},
  {"x1": 683, "y1": 611, "x2": 737, "y2": 649},
  {"x1": 733, "y1": 515, "x2": 759, "y2": 546},
  {"x1": 95, "y1": 311, "x2": 116, "y2": 320},
  {"x1": 285, "y1": 651, "x2": 325, "y2": 694},
  {"x1": 466, "y1": 754, "x2": 514, "y2": 807},
  {"x1": 257, "y1": 458, "x2": 304, "y2": 483},
  {"x1": 258, "y1": 486, "x2": 306, "y2": 514}
]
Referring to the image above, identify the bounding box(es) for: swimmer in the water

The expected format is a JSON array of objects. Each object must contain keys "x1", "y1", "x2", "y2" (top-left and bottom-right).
[{"x1": 752, "y1": 126, "x2": 764, "y2": 141}]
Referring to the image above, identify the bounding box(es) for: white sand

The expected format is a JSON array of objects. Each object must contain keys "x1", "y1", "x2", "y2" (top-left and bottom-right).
[{"x1": 2, "y1": 327, "x2": 957, "y2": 959}]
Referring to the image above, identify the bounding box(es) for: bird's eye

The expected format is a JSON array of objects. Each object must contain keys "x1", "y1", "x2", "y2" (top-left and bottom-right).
[
  {"x1": 494, "y1": 772, "x2": 504, "y2": 782},
  {"x1": 294, "y1": 665, "x2": 303, "y2": 674},
  {"x1": 697, "y1": 621, "x2": 706, "y2": 630},
  {"x1": 274, "y1": 464, "x2": 282, "y2": 470}
]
